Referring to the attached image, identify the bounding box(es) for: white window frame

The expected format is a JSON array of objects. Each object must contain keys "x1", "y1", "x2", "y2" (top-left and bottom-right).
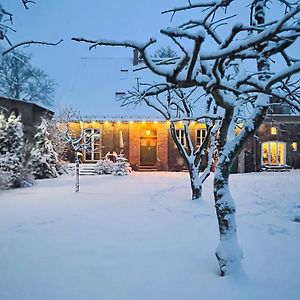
[
  {"x1": 176, "y1": 129, "x2": 186, "y2": 146},
  {"x1": 196, "y1": 128, "x2": 207, "y2": 147},
  {"x1": 84, "y1": 128, "x2": 101, "y2": 161},
  {"x1": 261, "y1": 141, "x2": 286, "y2": 166}
]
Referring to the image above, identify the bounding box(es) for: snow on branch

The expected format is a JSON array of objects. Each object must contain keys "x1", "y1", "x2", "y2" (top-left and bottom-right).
[
  {"x1": 161, "y1": 0, "x2": 234, "y2": 15},
  {"x1": 2, "y1": 39, "x2": 63, "y2": 56}
]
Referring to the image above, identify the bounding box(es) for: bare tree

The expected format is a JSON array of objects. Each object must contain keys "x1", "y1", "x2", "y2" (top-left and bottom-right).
[
  {"x1": 73, "y1": 0, "x2": 300, "y2": 275},
  {"x1": 0, "y1": 1, "x2": 62, "y2": 59},
  {"x1": 0, "y1": 51, "x2": 55, "y2": 106},
  {"x1": 122, "y1": 82, "x2": 220, "y2": 200},
  {"x1": 59, "y1": 108, "x2": 99, "y2": 192}
]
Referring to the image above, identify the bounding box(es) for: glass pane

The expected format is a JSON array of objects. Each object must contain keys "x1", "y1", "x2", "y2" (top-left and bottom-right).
[
  {"x1": 262, "y1": 143, "x2": 269, "y2": 164},
  {"x1": 85, "y1": 152, "x2": 91, "y2": 161},
  {"x1": 270, "y1": 142, "x2": 277, "y2": 164},
  {"x1": 278, "y1": 143, "x2": 284, "y2": 165}
]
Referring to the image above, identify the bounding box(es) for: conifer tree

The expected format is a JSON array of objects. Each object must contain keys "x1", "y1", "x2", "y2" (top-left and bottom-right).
[
  {"x1": 30, "y1": 119, "x2": 58, "y2": 179},
  {"x1": 0, "y1": 113, "x2": 24, "y2": 188},
  {"x1": 112, "y1": 155, "x2": 131, "y2": 176}
]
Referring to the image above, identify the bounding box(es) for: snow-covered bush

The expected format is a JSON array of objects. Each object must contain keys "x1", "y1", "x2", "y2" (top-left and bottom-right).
[
  {"x1": 95, "y1": 155, "x2": 131, "y2": 176},
  {"x1": 0, "y1": 113, "x2": 25, "y2": 189},
  {"x1": 112, "y1": 155, "x2": 131, "y2": 176},
  {"x1": 30, "y1": 119, "x2": 58, "y2": 179},
  {"x1": 95, "y1": 159, "x2": 114, "y2": 174}
]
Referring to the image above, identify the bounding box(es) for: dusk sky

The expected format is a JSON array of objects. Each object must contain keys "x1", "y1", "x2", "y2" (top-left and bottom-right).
[
  {"x1": 1, "y1": 1, "x2": 295, "y2": 115},
  {"x1": 1, "y1": 0, "x2": 185, "y2": 115}
]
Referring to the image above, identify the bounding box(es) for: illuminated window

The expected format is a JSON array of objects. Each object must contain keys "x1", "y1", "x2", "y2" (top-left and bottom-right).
[
  {"x1": 84, "y1": 128, "x2": 101, "y2": 161},
  {"x1": 261, "y1": 141, "x2": 286, "y2": 166},
  {"x1": 271, "y1": 127, "x2": 277, "y2": 135},
  {"x1": 291, "y1": 142, "x2": 298, "y2": 152},
  {"x1": 176, "y1": 129, "x2": 186, "y2": 146},
  {"x1": 196, "y1": 129, "x2": 207, "y2": 147}
]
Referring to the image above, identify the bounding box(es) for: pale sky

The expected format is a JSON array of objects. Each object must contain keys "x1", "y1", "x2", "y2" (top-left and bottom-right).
[
  {"x1": 1, "y1": 0, "x2": 185, "y2": 115},
  {"x1": 1, "y1": 1, "x2": 296, "y2": 115}
]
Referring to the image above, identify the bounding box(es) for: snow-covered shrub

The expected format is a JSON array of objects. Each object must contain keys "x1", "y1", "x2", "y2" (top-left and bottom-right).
[
  {"x1": 112, "y1": 155, "x2": 131, "y2": 176},
  {"x1": 95, "y1": 159, "x2": 114, "y2": 174},
  {"x1": 0, "y1": 113, "x2": 24, "y2": 188},
  {"x1": 30, "y1": 119, "x2": 58, "y2": 179}
]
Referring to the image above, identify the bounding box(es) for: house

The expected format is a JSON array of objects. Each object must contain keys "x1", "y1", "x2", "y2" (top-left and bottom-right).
[
  {"x1": 65, "y1": 50, "x2": 300, "y2": 172},
  {"x1": 66, "y1": 115, "x2": 208, "y2": 171},
  {"x1": 0, "y1": 96, "x2": 54, "y2": 141},
  {"x1": 67, "y1": 112, "x2": 300, "y2": 172},
  {"x1": 237, "y1": 113, "x2": 300, "y2": 172}
]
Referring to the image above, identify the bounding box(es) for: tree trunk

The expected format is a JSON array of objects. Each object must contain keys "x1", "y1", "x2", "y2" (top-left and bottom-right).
[
  {"x1": 189, "y1": 164, "x2": 202, "y2": 200},
  {"x1": 75, "y1": 153, "x2": 80, "y2": 192},
  {"x1": 213, "y1": 158, "x2": 242, "y2": 276}
]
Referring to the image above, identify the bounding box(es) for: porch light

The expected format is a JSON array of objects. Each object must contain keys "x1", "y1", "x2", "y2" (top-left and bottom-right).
[
  {"x1": 271, "y1": 127, "x2": 277, "y2": 135},
  {"x1": 292, "y1": 142, "x2": 297, "y2": 152}
]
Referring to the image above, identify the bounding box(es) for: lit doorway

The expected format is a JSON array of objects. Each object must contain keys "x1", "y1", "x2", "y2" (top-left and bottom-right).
[
  {"x1": 140, "y1": 129, "x2": 157, "y2": 166},
  {"x1": 261, "y1": 141, "x2": 286, "y2": 166}
]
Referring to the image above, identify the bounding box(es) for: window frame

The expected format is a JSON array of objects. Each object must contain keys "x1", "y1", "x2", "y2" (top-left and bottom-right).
[
  {"x1": 84, "y1": 128, "x2": 101, "y2": 161},
  {"x1": 261, "y1": 141, "x2": 286, "y2": 166},
  {"x1": 175, "y1": 129, "x2": 186, "y2": 146},
  {"x1": 196, "y1": 128, "x2": 207, "y2": 147}
]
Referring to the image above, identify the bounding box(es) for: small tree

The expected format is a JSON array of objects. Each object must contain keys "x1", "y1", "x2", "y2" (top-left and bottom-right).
[
  {"x1": 112, "y1": 155, "x2": 131, "y2": 176},
  {"x1": 59, "y1": 108, "x2": 100, "y2": 192},
  {"x1": 122, "y1": 84, "x2": 219, "y2": 200},
  {"x1": 30, "y1": 119, "x2": 58, "y2": 179},
  {"x1": 0, "y1": 112, "x2": 24, "y2": 188}
]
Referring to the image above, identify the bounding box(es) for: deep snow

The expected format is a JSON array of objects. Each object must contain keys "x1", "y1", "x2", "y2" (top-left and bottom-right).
[{"x1": 0, "y1": 171, "x2": 299, "y2": 300}]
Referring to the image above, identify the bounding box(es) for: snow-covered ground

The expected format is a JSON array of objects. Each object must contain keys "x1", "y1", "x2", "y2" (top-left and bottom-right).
[{"x1": 0, "y1": 171, "x2": 300, "y2": 300}]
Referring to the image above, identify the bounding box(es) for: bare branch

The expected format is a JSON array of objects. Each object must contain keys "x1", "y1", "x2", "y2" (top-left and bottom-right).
[{"x1": 2, "y1": 39, "x2": 63, "y2": 56}]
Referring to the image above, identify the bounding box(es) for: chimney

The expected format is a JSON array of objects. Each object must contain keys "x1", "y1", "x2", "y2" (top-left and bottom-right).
[{"x1": 133, "y1": 49, "x2": 139, "y2": 66}]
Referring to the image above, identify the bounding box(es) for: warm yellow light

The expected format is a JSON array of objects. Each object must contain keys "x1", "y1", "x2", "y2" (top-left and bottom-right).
[
  {"x1": 191, "y1": 121, "x2": 195, "y2": 125},
  {"x1": 271, "y1": 127, "x2": 277, "y2": 135},
  {"x1": 129, "y1": 121, "x2": 133, "y2": 125},
  {"x1": 179, "y1": 121, "x2": 183, "y2": 125},
  {"x1": 146, "y1": 130, "x2": 151, "y2": 136},
  {"x1": 166, "y1": 121, "x2": 170, "y2": 125},
  {"x1": 117, "y1": 121, "x2": 121, "y2": 125},
  {"x1": 104, "y1": 121, "x2": 109, "y2": 125},
  {"x1": 292, "y1": 142, "x2": 297, "y2": 152},
  {"x1": 154, "y1": 121, "x2": 158, "y2": 124},
  {"x1": 142, "y1": 121, "x2": 146, "y2": 125}
]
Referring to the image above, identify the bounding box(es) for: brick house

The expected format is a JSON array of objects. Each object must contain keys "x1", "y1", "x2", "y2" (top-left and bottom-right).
[
  {"x1": 237, "y1": 113, "x2": 300, "y2": 173},
  {"x1": 64, "y1": 51, "x2": 300, "y2": 172},
  {"x1": 66, "y1": 112, "x2": 300, "y2": 172},
  {"x1": 66, "y1": 116, "x2": 207, "y2": 171}
]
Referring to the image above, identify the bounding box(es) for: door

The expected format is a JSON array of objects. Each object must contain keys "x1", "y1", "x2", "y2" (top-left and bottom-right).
[
  {"x1": 140, "y1": 138, "x2": 157, "y2": 166},
  {"x1": 261, "y1": 141, "x2": 286, "y2": 166}
]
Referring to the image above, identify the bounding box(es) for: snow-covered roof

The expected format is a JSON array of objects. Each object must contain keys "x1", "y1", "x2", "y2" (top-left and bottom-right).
[{"x1": 79, "y1": 114, "x2": 164, "y2": 122}]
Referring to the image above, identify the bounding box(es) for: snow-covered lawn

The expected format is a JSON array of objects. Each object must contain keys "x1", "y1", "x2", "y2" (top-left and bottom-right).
[{"x1": 0, "y1": 171, "x2": 300, "y2": 300}]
